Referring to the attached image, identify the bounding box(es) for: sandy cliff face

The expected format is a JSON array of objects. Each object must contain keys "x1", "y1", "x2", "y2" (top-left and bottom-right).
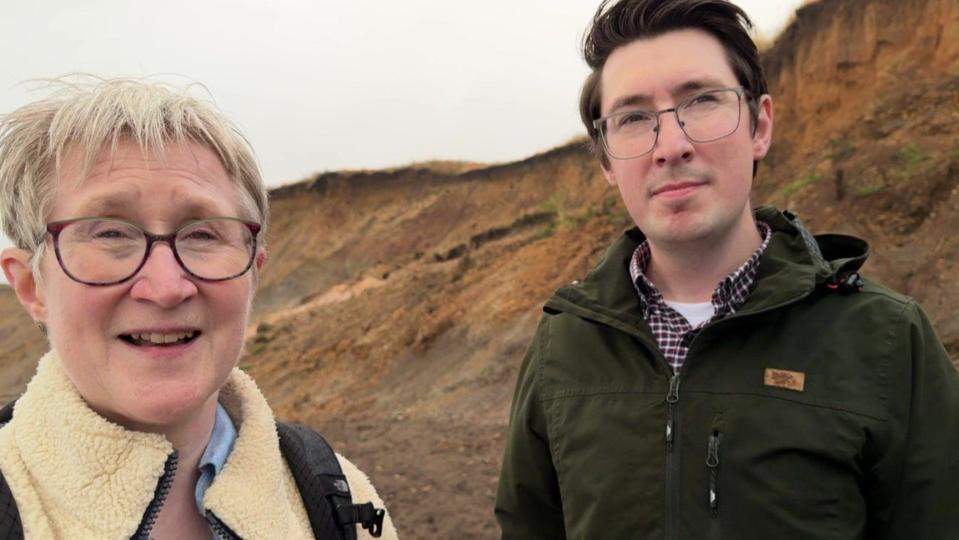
[
  {"x1": 0, "y1": 0, "x2": 955, "y2": 537},
  {"x1": 759, "y1": 0, "x2": 959, "y2": 352},
  {"x1": 765, "y1": 0, "x2": 958, "y2": 164}
]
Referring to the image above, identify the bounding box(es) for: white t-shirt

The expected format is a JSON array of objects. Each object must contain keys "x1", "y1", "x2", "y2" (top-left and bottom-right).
[{"x1": 664, "y1": 300, "x2": 715, "y2": 328}]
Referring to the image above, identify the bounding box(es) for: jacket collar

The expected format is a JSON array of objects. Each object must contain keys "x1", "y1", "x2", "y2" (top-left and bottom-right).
[
  {"x1": 1, "y1": 351, "x2": 308, "y2": 539},
  {"x1": 545, "y1": 206, "x2": 870, "y2": 328}
]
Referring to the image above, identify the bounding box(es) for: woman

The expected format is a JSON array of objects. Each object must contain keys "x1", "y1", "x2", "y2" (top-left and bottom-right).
[{"x1": 0, "y1": 78, "x2": 397, "y2": 539}]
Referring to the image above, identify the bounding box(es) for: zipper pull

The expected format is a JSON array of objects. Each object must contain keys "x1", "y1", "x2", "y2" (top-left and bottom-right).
[
  {"x1": 706, "y1": 432, "x2": 721, "y2": 467},
  {"x1": 665, "y1": 375, "x2": 680, "y2": 452},
  {"x1": 666, "y1": 373, "x2": 681, "y2": 404},
  {"x1": 707, "y1": 432, "x2": 722, "y2": 514},
  {"x1": 665, "y1": 418, "x2": 674, "y2": 451}
]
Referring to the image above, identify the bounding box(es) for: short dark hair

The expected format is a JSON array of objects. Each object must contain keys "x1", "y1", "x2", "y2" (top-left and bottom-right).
[{"x1": 579, "y1": 0, "x2": 768, "y2": 169}]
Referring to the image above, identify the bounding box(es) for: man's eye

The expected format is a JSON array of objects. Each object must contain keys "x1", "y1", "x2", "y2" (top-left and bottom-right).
[
  {"x1": 689, "y1": 93, "x2": 720, "y2": 106},
  {"x1": 617, "y1": 112, "x2": 653, "y2": 127}
]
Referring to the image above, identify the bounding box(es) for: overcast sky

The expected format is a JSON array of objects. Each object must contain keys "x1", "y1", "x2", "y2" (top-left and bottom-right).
[{"x1": 0, "y1": 0, "x2": 805, "y2": 271}]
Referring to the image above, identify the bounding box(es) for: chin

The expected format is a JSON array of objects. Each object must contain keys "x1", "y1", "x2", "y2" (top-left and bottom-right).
[
  {"x1": 642, "y1": 215, "x2": 712, "y2": 244},
  {"x1": 108, "y1": 382, "x2": 216, "y2": 432}
]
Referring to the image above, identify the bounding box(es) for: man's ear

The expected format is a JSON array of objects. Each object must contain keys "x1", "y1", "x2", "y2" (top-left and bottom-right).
[
  {"x1": 752, "y1": 94, "x2": 774, "y2": 160},
  {"x1": 602, "y1": 164, "x2": 618, "y2": 187},
  {"x1": 1, "y1": 247, "x2": 46, "y2": 323}
]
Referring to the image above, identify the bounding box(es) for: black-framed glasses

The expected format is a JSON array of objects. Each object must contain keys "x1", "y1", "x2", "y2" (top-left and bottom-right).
[
  {"x1": 45, "y1": 217, "x2": 261, "y2": 286},
  {"x1": 593, "y1": 87, "x2": 748, "y2": 160}
]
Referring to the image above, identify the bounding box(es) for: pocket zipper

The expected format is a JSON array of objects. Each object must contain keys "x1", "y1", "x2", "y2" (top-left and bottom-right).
[{"x1": 707, "y1": 431, "x2": 722, "y2": 517}]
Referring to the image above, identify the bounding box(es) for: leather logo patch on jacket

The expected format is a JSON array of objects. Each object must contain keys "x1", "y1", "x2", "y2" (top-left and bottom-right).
[{"x1": 764, "y1": 368, "x2": 805, "y2": 392}]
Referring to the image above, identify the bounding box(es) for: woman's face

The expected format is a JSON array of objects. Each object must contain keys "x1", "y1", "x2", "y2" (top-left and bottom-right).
[{"x1": 23, "y1": 139, "x2": 262, "y2": 431}]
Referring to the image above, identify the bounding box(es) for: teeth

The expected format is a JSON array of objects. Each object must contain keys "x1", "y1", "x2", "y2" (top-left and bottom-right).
[{"x1": 128, "y1": 331, "x2": 197, "y2": 345}]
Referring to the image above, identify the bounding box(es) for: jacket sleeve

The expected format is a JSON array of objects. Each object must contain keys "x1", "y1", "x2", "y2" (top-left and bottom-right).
[
  {"x1": 872, "y1": 302, "x2": 959, "y2": 539},
  {"x1": 495, "y1": 316, "x2": 566, "y2": 540}
]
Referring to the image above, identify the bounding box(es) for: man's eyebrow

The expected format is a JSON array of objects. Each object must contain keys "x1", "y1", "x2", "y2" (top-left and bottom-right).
[
  {"x1": 672, "y1": 78, "x2": 727, "y2": 95},
  {"x1": 605, "y1": 78, "x2": 733, "y2": 115},
  {"x1": 607, "y1": 94, "x2": 654, "y2": 115}
]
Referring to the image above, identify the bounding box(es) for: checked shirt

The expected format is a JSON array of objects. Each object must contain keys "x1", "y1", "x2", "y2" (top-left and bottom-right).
[{"x1": 629, "y1": 222, "x2": 772, "y2": 373}]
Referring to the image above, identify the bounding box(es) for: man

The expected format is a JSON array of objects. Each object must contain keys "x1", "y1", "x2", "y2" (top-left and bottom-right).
[{"x1": 495, "y1": 1, "x2": 959, "y2": 538}]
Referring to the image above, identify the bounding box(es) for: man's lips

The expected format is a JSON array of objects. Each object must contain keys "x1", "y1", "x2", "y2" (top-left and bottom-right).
[{"x1": 651, "y1": 181, "x2": 707, "y2": 197}]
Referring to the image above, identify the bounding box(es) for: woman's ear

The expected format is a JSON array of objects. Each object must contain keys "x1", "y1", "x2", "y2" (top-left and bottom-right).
[{"x1": 1, "y1": 248, "x2": 47, "y2": 323}]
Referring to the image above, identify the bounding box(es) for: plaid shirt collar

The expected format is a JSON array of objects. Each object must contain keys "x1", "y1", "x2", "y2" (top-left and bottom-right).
[{"x1": 629, "y1": 221, "x2": 772, "y2": 321}]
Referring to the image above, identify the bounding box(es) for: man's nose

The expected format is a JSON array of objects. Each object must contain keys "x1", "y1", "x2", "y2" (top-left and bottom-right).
[
  {"x1": 652, "y1": 111, "x2": 695, "y2": 166},
  {"x1": 128, "y1": 242, "x2": 198, "y2": 307}
]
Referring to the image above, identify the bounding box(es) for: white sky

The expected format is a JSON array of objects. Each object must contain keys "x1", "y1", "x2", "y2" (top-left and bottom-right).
[{"x1": 0, "y1": 0, "x2": 804, "y2": 274}]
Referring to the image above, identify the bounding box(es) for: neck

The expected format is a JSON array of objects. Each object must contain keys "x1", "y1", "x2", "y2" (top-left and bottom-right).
[
  {"x1": 645, "y1": 215, "x2": 762, "y2": 303},
  {"x1": 150, "y1": 397, "x2": 219, "y2": 539}
]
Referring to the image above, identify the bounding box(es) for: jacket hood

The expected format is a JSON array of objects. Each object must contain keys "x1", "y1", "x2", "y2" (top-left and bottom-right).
[
  {"x1": 545, "y1": 206, "x2": 869, "y2": 328},
  {"x1": 758, "y1": 206, "x2": 869, "y2": 280}
]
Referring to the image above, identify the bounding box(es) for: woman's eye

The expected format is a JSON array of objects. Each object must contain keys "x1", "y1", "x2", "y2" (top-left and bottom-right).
[
  {"x1": 93, "y1": 228, "x2": 134, "y2": 240},
  {"x1": 184, "y1": 230, "x2": 218, "y2": 241}
]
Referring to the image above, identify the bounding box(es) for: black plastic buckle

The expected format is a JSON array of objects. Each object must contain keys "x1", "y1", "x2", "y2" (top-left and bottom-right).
[{"x1": 336, "y1": 502, "x2": 386, "y2": 538}]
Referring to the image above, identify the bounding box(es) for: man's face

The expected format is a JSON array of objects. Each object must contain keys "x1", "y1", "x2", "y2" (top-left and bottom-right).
[
  {"x1": 34, "y1": 139, "x2": 261, "y2": 430},
  {"x1": 599, "y1": 28, "x2": 773, "y2": 247}
]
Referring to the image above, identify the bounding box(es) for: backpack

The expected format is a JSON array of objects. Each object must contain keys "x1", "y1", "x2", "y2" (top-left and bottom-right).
[{"x1": 0, "y1": 400, "x2": 384, "y2": 539}]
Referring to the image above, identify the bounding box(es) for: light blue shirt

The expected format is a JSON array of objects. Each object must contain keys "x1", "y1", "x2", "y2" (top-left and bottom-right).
[{"x1": 194, "y1": 402, "x2": 238, "y2": 514}]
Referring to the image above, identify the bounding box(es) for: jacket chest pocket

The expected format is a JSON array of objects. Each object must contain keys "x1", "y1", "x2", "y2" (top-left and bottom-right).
[{"x1": 705, "y1": 397, "x2": 874, "y2": 539}]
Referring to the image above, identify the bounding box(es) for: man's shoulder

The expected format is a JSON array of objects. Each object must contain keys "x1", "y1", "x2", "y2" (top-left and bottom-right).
[
  {"x1": 807, "y1": 273, "x2": 916, "y2": 319},
  {"x1": 857, "y1": 276, "x2": 914, "y2": 308}
]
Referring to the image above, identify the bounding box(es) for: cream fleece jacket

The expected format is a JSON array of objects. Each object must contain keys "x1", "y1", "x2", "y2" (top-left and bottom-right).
[{"x1": 0, "y1": 351, "x2": 398, "y2": 540}]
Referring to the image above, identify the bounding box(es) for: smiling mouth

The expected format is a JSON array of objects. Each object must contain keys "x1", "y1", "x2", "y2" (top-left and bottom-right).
[{"x1": 120, "y1": 331, "x2": 201, "y2": 347}]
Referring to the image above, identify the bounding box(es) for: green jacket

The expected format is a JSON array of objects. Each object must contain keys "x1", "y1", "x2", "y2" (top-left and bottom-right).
[{"x1": 495, "y1": 207, "x2": 959, "y2": 540}]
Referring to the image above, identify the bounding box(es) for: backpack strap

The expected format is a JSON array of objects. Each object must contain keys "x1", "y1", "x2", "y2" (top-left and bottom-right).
[
  {"x1": 276, "y1": 422, "x2": 385, "y2": 539},
  {"x1": 0, "y1": 401, "x2": 13, "y2": 424},
  {"x1": 0, "y1": 400, "x2": 24, "y2": 539}
]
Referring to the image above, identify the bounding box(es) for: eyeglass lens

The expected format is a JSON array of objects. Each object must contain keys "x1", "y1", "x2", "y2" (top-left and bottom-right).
[
  {"x1": 55, "y1": 218, "x2": 256, "y2": 284},
  {"x1": 601, "y1": 88, "x2": 743, "y2": 159}
]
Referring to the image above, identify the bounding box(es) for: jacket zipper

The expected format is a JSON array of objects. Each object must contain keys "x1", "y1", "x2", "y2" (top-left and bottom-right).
[
  {"x1": 127, "y1": 452, "x2": 244, "y2": 540},
  {"x1": 553, "y1": 272, "x2": 814, "y2": 540},
  {"x1": 131, "y1": 451, "x2": 178, "y2": 540},
  {"x1": 665, "y1": 372, "x2": 681, "y2": 540},
  {"x1": 206, "y1": 512, "x2": 242, "y2": 540},
  {"x1": 662, "y1": 296, "x2": 807, "y2": 540}
]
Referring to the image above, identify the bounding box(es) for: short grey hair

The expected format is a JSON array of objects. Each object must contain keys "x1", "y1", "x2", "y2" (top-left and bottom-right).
[{"x1": 0, "y1": 76, "x2": 269, "y2": 276}]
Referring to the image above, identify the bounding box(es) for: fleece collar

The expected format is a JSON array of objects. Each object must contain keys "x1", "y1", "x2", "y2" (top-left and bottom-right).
[{"x1": 0, "y1": 351, "x2": 312, "y2": 539}]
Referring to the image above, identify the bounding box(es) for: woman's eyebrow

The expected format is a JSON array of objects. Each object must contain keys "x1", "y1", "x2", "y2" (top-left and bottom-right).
[
  {"x1": 70, "y1": 192, "x2": 227, "y2": 222},
  {"x1": 70, "y1": 190, "x2": 142, "y2": 217}
]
